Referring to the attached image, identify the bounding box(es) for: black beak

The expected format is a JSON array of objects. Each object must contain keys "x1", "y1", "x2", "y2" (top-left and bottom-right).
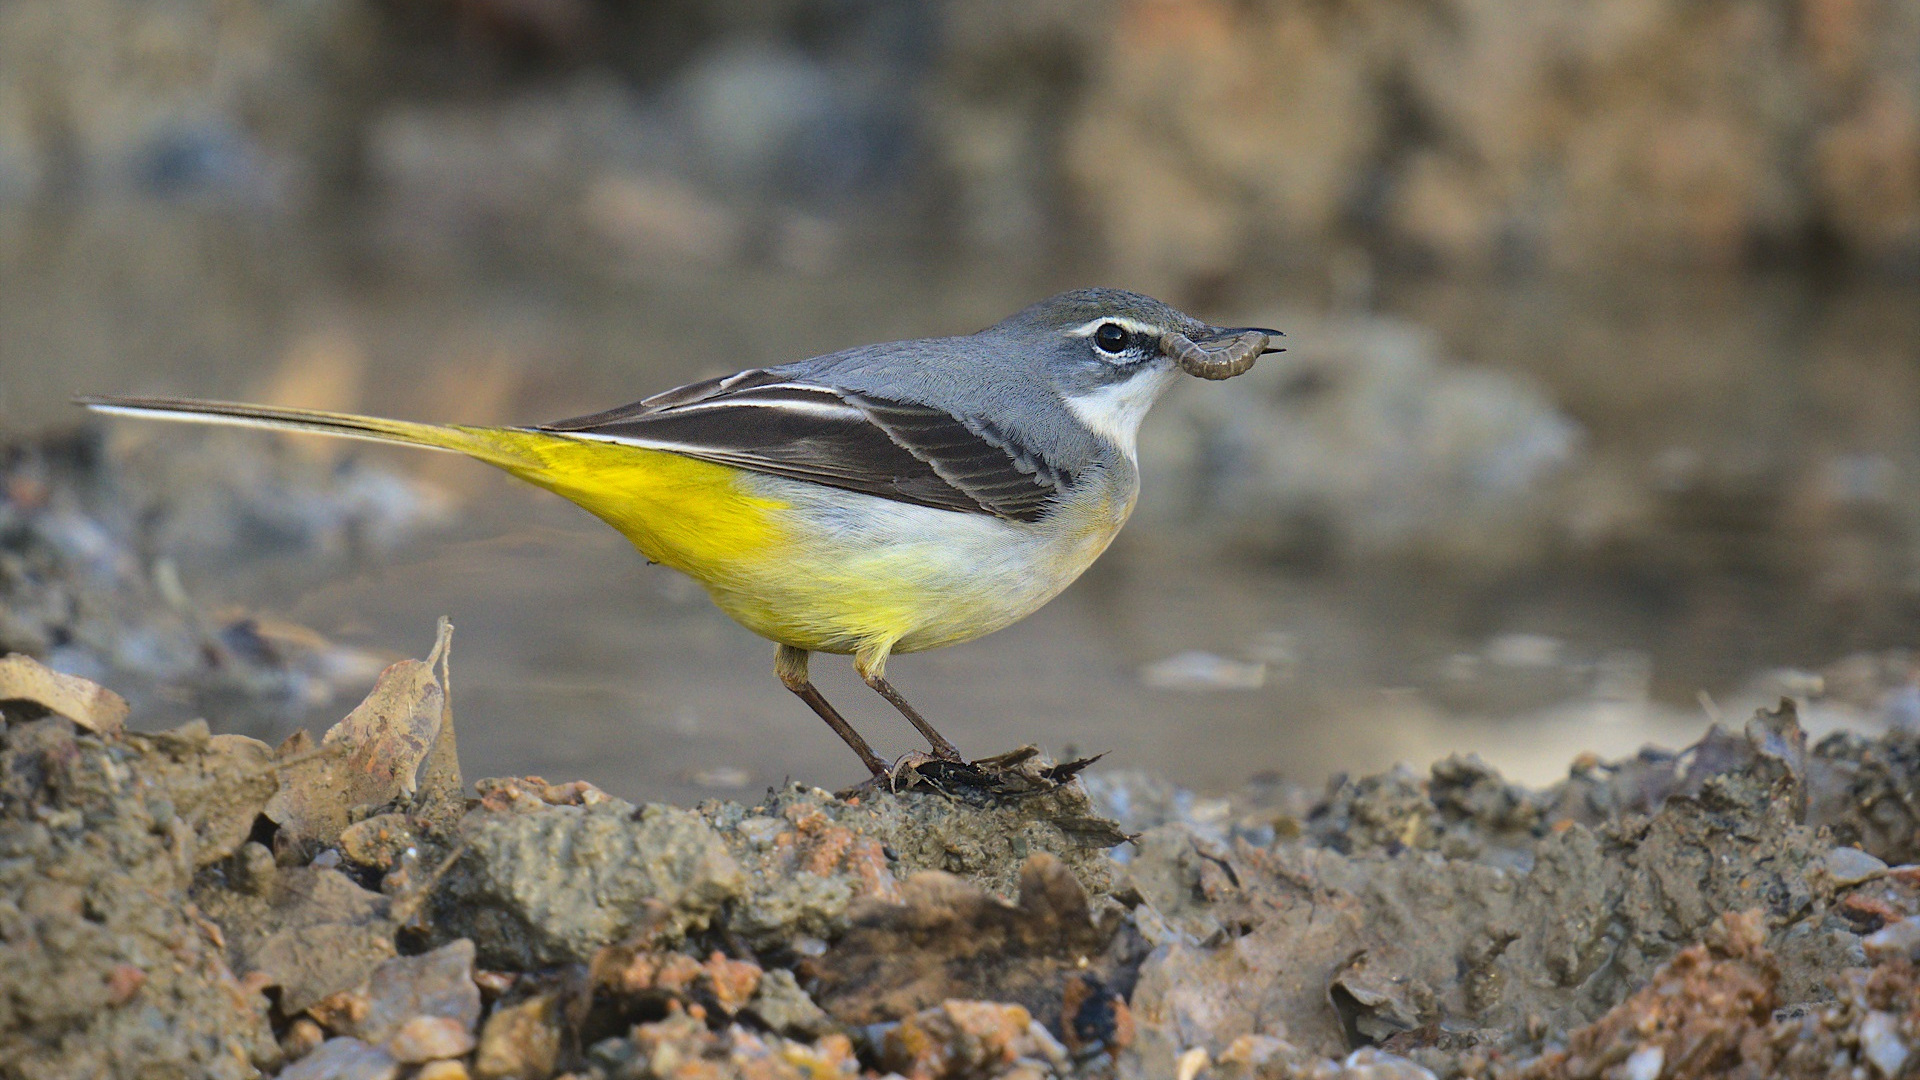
[{"x1": 1210, "y1": 325, "x2": 1286, "y2": 355}]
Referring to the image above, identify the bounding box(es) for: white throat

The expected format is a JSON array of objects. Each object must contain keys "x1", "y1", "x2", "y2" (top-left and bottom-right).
[{"x1": 1062, "y1": 366, "x2": 1178, "y2": 464}]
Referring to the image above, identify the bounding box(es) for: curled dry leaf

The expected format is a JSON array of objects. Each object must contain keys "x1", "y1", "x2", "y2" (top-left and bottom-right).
[
  {"x1": 0, "y1": 653, "x2": 129, "y2": 734},
  {"x1": 267, "y1": 619, "x2": 457, "y2": 852}
]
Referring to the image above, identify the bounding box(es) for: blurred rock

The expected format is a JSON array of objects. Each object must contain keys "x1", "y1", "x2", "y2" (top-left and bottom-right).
[
  {"x1": 472, "y1": 992, "x2": 561, "y2": 1080},
  {"x1": 0, "y1": 0, "x2": 366, "y2": 208},
  {"x1": 387, "y1": 1015, "x2": 474, "y2": 1064},
  {"x1": 746, "y1": 968, "x2": 833, "y2": 1039},
  {"x1": 1055, "y1": 0, "x2": 1920, "y2": 284},
  {"x1": 876, "y1": 999, "x2": 1071, "y2": 1079},
  {"x1": 279, "y1": 1037, "x2": 400, "y2": 1080},
  {"x1": 595, "y1": 1007, "x2": 860, "y2": 1080},
  {"x1": 9, "y1": 0, "x2": 1913, "y2": 277},
  {"x1": 1138, "y1": 650, "x2": 1268, "y2": 692},
  {"x1": 0, "y1": 425, "x2": 441, "y2": 726}
]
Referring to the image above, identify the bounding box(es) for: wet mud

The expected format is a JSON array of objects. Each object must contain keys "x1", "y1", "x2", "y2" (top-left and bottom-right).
[{"x1": 7, "y1": 633, "x2": 1920, "y2": 1080}]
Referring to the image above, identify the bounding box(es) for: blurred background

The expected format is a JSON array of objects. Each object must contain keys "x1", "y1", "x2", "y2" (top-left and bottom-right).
[{"x1": 4, "y1": 0, "x2": 1920, "y2": 803}]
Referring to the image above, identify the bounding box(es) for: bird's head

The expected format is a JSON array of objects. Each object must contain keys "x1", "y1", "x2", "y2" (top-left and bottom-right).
[{"x1": 988, "y1": 287, "x2": 1282, "y2": 454}]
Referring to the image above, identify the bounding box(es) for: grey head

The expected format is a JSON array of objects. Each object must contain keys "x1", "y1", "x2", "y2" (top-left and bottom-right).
[{"x1": 786, "y1": 287, "x2": 1281, "y2": 476}]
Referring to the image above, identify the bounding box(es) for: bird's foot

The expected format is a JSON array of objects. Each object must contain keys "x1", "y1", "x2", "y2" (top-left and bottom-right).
[
  {"x1": 886, "y1": 750, "x2": 943, "y2": 792},
  {"x1": 834, "y1": 745, "x2": 1108, "y2": 802}
]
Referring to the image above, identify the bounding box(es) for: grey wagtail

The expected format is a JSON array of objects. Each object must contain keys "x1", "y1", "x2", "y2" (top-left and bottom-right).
[{"x1": 79, "y1": 288, "x2": 1279, "y2": 777}]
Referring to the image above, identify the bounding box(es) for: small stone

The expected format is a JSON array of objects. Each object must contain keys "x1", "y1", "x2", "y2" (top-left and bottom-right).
[
  {"x1": 701, "y1": 951, "x2": 761, "y2": 1012},
  {"x1": 1218, "y1": 1034, "x2": 1292, "y2": 1067},
  {"x1": 1337, "y1": 1047, "x2": 1438, "y2": 1079},
  {"x1": 474, "y1": 993, "x2": 561, "y2": 1080},
  {"x1": 473, "y1": 970, "x2": 516, "y2": 999},
  {"x1": 746, "y1": 968, "x2": 832, "y2": 1038},
  {"x1": 1623, "y1": 1044, "x2": 1664, "y2": 1080},
  {"x1": 353, "y1": 939, "x2": 482, "y2": 1045},
  {"x1": 1865, "y1": 917, "x2": 1920, "y2": 960},
  {"x1": 1826, "y1": 845, "x2": 1890, "y2": 886},
  {"x1": 104, "y1": 963, "x2": 147, "y2": 1004},
  {"x1": 1862, "y1": 1010, "x2": 1910, "y2": 1078},
  {"x1": 417, "y1": 1061, "x2": 471, "y2": 1080},
  {"x1": 278, "y1": 1037, "x2": 399, "y2": 1080},
  {"x1": 389, "y1": 1015, "x2": 476, "y2": 1064},
  {"x1": 338, "y1": 814, "x2": 422, "y2": 871},
  {"x1": 735, "y1": 816, "x2": 786, "y2": 846},
  {"x1": 880, "y1": 1001, "x2": 1045, "y2": 1078},
  {"x1": 281, "y1": 1017, "x2": 327, "y2": 1060},
  {"x1": 233, "y1": 841, "x2": 278, "y2": 895}
]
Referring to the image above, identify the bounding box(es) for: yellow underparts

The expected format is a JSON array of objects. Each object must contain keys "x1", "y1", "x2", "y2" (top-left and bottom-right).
[
  {"x1": 471, "y1": 428, "x2": 786, "y2": 582},
  {"x1": 458, "y1": 426, "x2": 1066, "y2": 662}
]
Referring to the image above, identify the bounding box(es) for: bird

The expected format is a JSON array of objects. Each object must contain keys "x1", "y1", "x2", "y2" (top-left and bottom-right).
[{"x1": 79, "y1": 288, "x2": 1280, "y2": 778}]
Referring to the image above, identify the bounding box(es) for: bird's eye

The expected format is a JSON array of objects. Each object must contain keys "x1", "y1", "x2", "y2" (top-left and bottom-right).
[{"x1": 1093, "y1": 322, "x2": 1129, "y2": 355}]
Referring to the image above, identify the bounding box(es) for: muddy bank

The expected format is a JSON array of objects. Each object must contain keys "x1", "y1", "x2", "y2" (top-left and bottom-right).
[{"x1": 5, "y1": 635, "x2": 1920, "y2": 1079}]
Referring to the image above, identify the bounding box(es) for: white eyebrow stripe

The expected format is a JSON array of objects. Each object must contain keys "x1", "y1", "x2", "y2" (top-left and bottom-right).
[
  {"x1": 1065, "y1": 315, "x2": 1165, "y2": 339},
  {"x1": 659, "y1": 397, "x2": 868, "y2": 422}
]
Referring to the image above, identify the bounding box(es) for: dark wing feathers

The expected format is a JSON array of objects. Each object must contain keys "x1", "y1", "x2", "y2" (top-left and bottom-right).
[
  {"x1": 535, "y1": 371, "x2": 1066, "y2": 522},
  {"x1": 847, "y1": 395, "x2": 1068, "y2": 522}
]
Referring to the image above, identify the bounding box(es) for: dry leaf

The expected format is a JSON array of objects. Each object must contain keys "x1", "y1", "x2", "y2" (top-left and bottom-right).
[
  {"x1": 199, "y1": 866, "x2": 398, "y2": 1014},
  {"x1": 266, "y1": 620, "x2": 456, "y2": 852},
  {"x1": 0, "y1": 653, "x2": 129, "y2": 734}
]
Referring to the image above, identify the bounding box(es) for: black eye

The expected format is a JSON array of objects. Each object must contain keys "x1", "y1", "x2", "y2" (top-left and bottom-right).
[{"x1": 1093, "y1": 322, "x2": 1128, "y2": 354}]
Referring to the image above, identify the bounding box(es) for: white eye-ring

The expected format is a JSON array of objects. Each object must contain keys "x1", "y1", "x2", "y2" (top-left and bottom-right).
[{"x1": 1093, "y1": 322, "x2": 1129, "y2": 355}]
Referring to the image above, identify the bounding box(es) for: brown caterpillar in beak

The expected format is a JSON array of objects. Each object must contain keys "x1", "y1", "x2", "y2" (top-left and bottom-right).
[{"x1": 1164, "y1": 330, "x2": 1270, "y2": 380}]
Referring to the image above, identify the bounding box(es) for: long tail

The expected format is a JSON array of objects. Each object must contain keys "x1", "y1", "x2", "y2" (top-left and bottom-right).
[{"x1": 75, "y1": 395, "x2": 545, "y2": 473}]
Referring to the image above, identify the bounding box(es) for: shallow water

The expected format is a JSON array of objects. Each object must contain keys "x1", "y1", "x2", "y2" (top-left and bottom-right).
[{"x1": 7, "y1": 209, "x2": 1920, "y2": 803}]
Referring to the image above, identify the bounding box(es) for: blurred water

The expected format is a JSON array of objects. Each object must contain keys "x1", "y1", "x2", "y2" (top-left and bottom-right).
[{"x1": 6, "y1": 209, "x2": 1920, "y2": 802}]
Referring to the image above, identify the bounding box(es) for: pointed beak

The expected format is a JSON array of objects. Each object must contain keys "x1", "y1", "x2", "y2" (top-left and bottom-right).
[{"x1": 1162, "y1": 325, "x2": 1285, "y2": 381}]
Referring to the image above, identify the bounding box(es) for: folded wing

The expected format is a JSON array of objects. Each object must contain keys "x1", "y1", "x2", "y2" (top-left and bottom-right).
[{"x1": 535, "y1": 370, "x2": 1068, "y2": 522}]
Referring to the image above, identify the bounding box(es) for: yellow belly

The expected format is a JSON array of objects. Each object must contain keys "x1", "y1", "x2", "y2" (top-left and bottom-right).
[{"x1": 500, "y1": 433, "x2": 1130, "y2": 660}]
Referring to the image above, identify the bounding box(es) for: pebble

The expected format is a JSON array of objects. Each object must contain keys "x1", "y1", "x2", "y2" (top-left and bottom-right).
[
  {"x1": 734, "y1": 815, "x2": 786, "y2": 846},
  {"x1": 1139, "y1": 650, "x2": 1266, "y2": 691},
  {"x1": 1861, "y1": 1010, "x2": 1910, "y2": 1078},
  {"x1": 473, "y1": 994, "x2": 561, "y2": 1080},
  {"x1": 1865, "y1": 917, "x2": 1920, "y2": 960},
  {"x1": 338, "y1": 813, "x2": 421, "y2": 870},
  {"x1": 1622, "y1": 1044, "x2": 1665, "y2": 1080},
  {"x1": 389, "y1": 1015, "x2": 477, "y2": 1063},
  {"x1": 746, "y1": 968, "x2": 832, "y2": 1038},
  {"x1": 1335, "y1": 1047, "x2": 1438, "y2": 1079},
  {"x1": 280, "y1": 1017, "x2": 327, "y2": 1060},
  {"x1": 416, "y1": 1060, "x2": 471, "y2": 1080},
  {"x1": 278, "y1": 1037, "x2": 399, "y2": 1080},
  {"x1": 355, "y1": 939, "x2": 483, "y2": 1045},
  {"x1": 1825, "y1": 845, "x2": 1890, "y2": 885}
]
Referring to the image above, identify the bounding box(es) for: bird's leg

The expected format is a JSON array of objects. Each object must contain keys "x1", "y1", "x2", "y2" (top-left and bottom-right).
[
  {"x1": 854, "y1": 651, "x2": 964, "y2": 762},
  {"x1": 776, "y1": 645, "x2": 887, "y2": 776}
]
